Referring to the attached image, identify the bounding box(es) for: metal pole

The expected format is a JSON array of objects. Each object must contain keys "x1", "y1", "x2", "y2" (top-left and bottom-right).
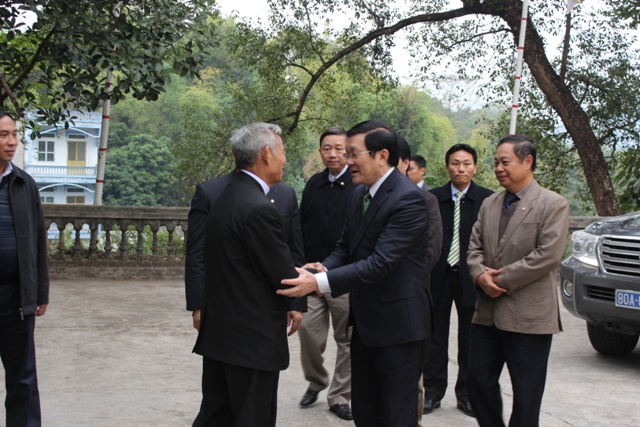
[
  {"x1": 94, "y1": 70, "x2": 112, "y2": 206},
  {"x1": 509, "y1": 0, "x2": 529, "y2": 135}
]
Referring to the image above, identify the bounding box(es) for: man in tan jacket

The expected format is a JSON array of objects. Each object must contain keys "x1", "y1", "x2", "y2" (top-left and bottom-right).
[{"x1": 466, "y1": 135, "x2": 569, "y2": 427}]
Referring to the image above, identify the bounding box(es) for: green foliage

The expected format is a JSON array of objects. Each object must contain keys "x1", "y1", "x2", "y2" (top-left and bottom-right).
[
  {"x1": 614, "y1": 146, "x2": 640, "y2": 213},
  {"x1": 103, "y1": 134, "x2": 178, "y2": 206},
  {"x1": 0, "y1": 0, "x2": 218, "y2": 127},
  {"x1": 606, "y1": 0, "x2": 640, "y2": 28}
]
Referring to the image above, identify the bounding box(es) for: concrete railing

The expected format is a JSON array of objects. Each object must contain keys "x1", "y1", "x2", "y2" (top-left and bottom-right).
[
  {"x1": 42, "y1": 205, "x2": 602, "y2": 279},
  {"x1": 26, "y1": 165, "x2": 97, "y2": 178},
  {"x1": 43, "y1": 205, "x2": 188, "y2": 280}
]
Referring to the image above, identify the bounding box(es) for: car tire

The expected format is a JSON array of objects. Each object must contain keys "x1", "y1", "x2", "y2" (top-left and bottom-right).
[{"x1": 586, "y1": 322, "x2": 639, "y2": 356}]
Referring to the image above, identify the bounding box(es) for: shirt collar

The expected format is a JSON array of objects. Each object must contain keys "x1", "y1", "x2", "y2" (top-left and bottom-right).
[
  {"x1": 328, "y1": 165, "x2": 349, "y2": 182},
  {"x1": 240, "y1": 169, "x2": 270, "y2": 195},
  {"x1": 417, "y1": 180, "x2": 424, "y2": 189},
  {"x1": 450, "y1": 182, "x2": 471, "y2": 202},
  {"x1": 0, "y1": 162, "x2": 13, "y2": 184},
  {"x1": 369, "y1": 167, "x2": 394, "y2": 198}
]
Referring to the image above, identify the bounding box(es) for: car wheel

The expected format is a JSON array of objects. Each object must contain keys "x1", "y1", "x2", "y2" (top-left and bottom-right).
[{"x1": 586, "y1": 322, "x2": 639, "y2": 356}]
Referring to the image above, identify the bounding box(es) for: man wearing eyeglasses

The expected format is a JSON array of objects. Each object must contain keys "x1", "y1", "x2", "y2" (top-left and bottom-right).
[
  {"x1": 280, "y1": 120, "x2": 431, "y2": 426},
  {"x1": 297, "y1": 127, "x2": 354, "y2": 420}
]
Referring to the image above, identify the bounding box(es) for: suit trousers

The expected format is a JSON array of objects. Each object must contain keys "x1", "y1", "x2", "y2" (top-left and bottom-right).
[
  {"x1": 350, "y1": 327, "x2": 428, "y2": 427},
  {"x1": 424, "y1": 266, "x2": 474, "y2": 401},
  {"x1": 298, "y1": 293, "x2": 351, "y2": 405},
  {"x1": 467, "y1": 324, "x2": 553, "y2": 427},
  {"x1": 192, "y1": 357, "x2": 278, "y2": 427},
  {"x1": 0, "y1": 313, "x2": 41, "y2": 427}
]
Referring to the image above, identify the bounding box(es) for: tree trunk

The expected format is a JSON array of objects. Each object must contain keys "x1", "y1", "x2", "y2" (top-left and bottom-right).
[{"x1": 493, "y1": 1, "x2": 620, "y2": 216}]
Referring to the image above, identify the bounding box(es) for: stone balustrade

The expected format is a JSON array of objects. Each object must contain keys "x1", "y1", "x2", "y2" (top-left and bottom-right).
[
  {"x1": 42, "y1": 204, "x2": 603, "y2": 280},
  {"x1": 44, "y1": 205, "x2": 188, "y2": 280}
]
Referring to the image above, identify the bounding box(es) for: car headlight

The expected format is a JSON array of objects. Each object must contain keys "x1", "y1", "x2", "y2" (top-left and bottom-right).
[{"x1": 570, "y1": 230, "x2": 600, "y2": 267}]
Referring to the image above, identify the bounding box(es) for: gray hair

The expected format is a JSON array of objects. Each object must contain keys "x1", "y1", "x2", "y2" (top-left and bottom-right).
[{"x1": 231, "y1": 122, "x2": 282, "y2": 169}]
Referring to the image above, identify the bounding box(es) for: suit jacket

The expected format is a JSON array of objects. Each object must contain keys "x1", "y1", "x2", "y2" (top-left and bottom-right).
[
  {"x1": 429, "y1": 181, "x2": 494, "y2": 307},
  {"x1": 467, "y1": 180, "x2": 569, "y2": 334},
  {"x1": 322, "y1": 168, "x2": 432, "y2": 348},
  {"x1": 420, "y1": 187, "x2": 443, "y2": 272},
  {"x1": 184, "y1": 171, "x2": 305, "y2": 312},
  {"x1": 193, "y1": 172, "x2": 298, "y2": 371}
]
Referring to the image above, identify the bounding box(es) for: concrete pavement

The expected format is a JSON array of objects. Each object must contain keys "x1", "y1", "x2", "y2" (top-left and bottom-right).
[{"x1": 0, "y1": 279, "x2": 638, "y2": 426}]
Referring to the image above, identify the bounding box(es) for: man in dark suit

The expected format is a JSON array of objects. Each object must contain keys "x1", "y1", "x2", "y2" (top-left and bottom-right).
[
  {"x1": 423, "y1": 144, "x2": 493, "y2": 418},
  {"x1": 190, "y1": 122, "x2": 302, "y2": 427},
  {"x1": 396, "y1": 137, "x2": 441, "y2": 427},
  {"x1": 280, "y1": 120, "x2": 431, "y2": 427},
  {"x1": 185, "y1": 172, "x2": 306, "y2": 327}
]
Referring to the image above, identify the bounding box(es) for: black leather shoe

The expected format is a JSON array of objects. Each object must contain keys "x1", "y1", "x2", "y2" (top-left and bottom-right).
[
  {"x1": 423, "y1": 398, "x2": 441, "y2": 414},
  {"x1": 457, "y1": 399, "x2": 475, "y2": 418},
  {"x1": 299, "y1": 389, "x2": 319, "y2": 407},
  {"x1": 329, "y1": 403, "x2": 353, "y2": 420}
]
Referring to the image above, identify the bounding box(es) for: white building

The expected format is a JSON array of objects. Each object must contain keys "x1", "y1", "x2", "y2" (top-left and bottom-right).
[{"x1": 23, "y1": 111, "x2": 102, "y2": 205}]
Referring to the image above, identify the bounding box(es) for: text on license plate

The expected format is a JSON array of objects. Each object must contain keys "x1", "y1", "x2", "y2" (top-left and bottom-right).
[{"x1": 615, "y1": 290, "x2": 640, "y2": 310}]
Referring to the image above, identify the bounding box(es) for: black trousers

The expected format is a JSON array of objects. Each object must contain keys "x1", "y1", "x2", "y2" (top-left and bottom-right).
[
  {"x1": 467, "y1": 324, "x2": 552, "y2": 427},
  {"x1": 350, "y1": 327, "x2": 428, "y2": 427},
  {"x1": 0, "y1": 313, "x2": 41, "y2": 427},
  {"x1": 423, "y1": 266, "x2": 475, "y2": 402},
  {"x1": 192, "y1": 357, "x2": 278, "y2": 427}
]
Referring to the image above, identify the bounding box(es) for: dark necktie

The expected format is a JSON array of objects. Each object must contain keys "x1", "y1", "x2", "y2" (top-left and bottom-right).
[
  {"x1": 362, "y1": 190, "x2": 372, "y2": 215},
  {"x1": 504, "y1": 192, "x2": 519, "y2": 210}
]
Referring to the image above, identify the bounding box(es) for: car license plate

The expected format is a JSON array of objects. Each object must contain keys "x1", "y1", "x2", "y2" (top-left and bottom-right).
[{"x1": 615, "y1": 290, "x2": 640, "y2": 310}]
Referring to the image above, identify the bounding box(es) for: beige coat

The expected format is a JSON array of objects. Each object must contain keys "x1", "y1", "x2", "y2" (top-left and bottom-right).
[{"x1": 467, "y1": 180, "x2": 569, "y2": 335}]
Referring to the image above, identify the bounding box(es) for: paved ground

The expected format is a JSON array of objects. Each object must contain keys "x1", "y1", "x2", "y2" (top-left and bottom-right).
[{"x1": 1, "y1": 279, "x2": 639, "y2": 426}]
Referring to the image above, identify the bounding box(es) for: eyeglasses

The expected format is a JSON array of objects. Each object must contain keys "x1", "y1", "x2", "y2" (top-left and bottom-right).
[{"x1": 343, "y1": 150, "x2": 372, "y2": 160}]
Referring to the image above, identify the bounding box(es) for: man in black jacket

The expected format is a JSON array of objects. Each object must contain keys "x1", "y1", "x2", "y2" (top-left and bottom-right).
[
  {"x1": 297, "y1": 127, "x2": 354, "y2": 420},
  {"x1": 423, "y1": 144, "x2": 493, "y2": 418},
  {"x1": 0, "y1": 111, "x2": 50, "y2": 427}
]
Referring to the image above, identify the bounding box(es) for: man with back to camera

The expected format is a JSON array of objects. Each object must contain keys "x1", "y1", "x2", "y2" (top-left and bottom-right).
[
  {"x1": 422, "y1": 144, "x2": 493, "y2": 418},
  {"x1": 466, "y1": 135, "x2": 569, "y2": 427},
  {"x1": 407, "y1": 154, "x2": 431, "y2": 191},
  {"x1": 297, "y1": 127, "x2": 354, "y2": 420},
  {"x1": 0, "y1": 111, "x2": 49, "y2": 427},
  {"x1": 279, "y1": 120, "x2": 432, "y2": 427},
  {"x1": 191, "y1": 122, "x2": 302, "y2": 427},
  {"x1": 185, "y1": 149, "x2": 306, "y2": 427}
]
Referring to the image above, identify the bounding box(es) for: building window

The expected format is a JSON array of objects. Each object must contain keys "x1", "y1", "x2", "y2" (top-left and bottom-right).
[
  {"x1": 66, "y1": 186, "x2": 85, "y2": 193},
  {"x1": 40, "y1": 196, "x2": 54, "y2": 204},
  {"x1": 38, "y1": 186, "x2": 55, "y2": 192},
  {"x1": 38, "y1": 140, "x2": 55, "y2": 161},
  {"x1": 66, "y1": 196, "x2": 85, "y2": 204}
]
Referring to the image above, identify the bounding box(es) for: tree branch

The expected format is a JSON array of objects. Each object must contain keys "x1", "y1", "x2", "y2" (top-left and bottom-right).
[
  {"x1": 10, "y1": 26, "x2": 58, "y2": 93},
  {"x1": 284, "y1": 6, "x2": 474, "y2": 134},
  {"x1": 0, "y1": 75, "x2": 21, "y2": 115},
  {"x1": 445, "y1": 28, "x2": 510, "y2": 50}
]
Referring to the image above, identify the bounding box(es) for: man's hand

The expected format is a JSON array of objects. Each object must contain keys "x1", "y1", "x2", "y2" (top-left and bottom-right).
[
  {"x1": 476, "y1": 267, "x2": 507, "y2": 298},
  {"x1": 302, "y1": 262, "x2": 326, "y2": 273},
  {"x1": 192, "y1": 309, "x2": 201, "y2": 331},
  {"x1": 35, "y1": 304, "x2": 47, "y2": 316},
  {"x1": 287, "y1": 311, "x2": 303, "y2": 336},
  {"x1": 279, "y1": 267, "x2": 322, "y2": 298}
]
